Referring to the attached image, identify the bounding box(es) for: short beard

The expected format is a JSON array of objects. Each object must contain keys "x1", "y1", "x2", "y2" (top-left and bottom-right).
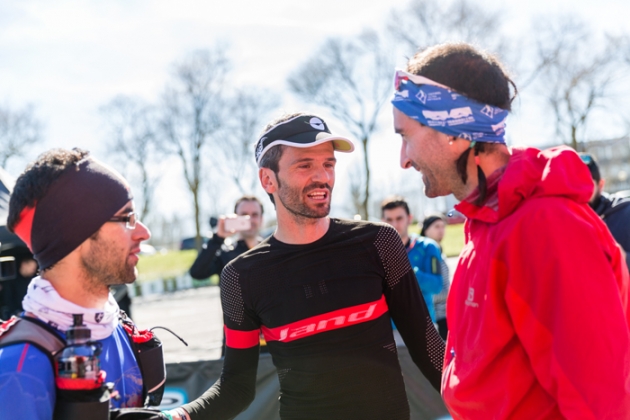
[
  {"x1": 276, "y1": 175, "x2": 331, "y2": 221},
  {"x1": 81, "y1": 231, "x2": 136, "y2": 292}
]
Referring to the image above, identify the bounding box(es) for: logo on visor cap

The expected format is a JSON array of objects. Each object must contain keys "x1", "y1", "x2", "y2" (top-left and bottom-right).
[
  {"x1": 255, "y1": 114, "x2": 354, "y2": 166},
  {"x1": 309, "y1": 117, "x2": 325, "y2": 130}
]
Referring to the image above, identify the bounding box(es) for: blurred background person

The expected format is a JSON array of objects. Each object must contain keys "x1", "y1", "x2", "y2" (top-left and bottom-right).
[
  {"x1": 580, "y1": 152, "x2": 630, "y2": 270},
  {"x1": 189, "y1": 195, "x2": 264, "y2": 281},
  {"x1": 421, "y1": 213, "x2": 450, "y2": 340},
  {"x1": 189, "y1": 195, "x2": 265, "y2": 355},
  {"x1": 381, "y1": 196, "x2": 443, "y2": 324},
  {"x1": 0, "y1": 244, "x2": 37, "y2": 319}
]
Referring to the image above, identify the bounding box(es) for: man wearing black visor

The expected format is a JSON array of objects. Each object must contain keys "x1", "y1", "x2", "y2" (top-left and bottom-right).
[{"x1": 169, "y1": 113, "x2": 445, "y2": 420}]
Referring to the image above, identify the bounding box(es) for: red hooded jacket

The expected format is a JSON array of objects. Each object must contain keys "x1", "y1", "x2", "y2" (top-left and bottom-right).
[{"x1": 442, "y1": 147, "x2": 630, "y2": 419}]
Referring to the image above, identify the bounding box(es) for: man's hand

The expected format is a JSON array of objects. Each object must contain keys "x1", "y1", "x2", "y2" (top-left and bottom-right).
[{"x1": 216, "y1": 215, "x2": 229, "y2": 239}]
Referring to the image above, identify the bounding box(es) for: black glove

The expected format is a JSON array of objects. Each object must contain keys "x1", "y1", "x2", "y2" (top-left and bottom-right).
[{"x1": 109, "y1": 408, "x2": 167, "y2": 420}]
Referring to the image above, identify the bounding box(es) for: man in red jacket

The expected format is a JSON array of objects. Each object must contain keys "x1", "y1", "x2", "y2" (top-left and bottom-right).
[{"x1": 392, "y1": 42, "x2": 630, "y2": 419}]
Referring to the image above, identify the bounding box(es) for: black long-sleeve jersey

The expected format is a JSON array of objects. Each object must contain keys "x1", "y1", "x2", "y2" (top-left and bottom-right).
[{"x1": 183, "y1": 219, "x2": 445, "y2": 420}]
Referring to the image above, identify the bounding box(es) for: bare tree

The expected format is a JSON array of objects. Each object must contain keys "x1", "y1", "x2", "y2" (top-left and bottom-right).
[
  {"x1": 157, "y1": 47, "x2": 229, "y2": 250},
  {"x1": 0, "y1": 103, "x2": 42, "y2": 168},
  {"x1": 100, "y1": 96, "x2": 159, "y2": 222},
  {"x1": 388, "y1": 0, "x2": 507, "y2": 57},
  {"x1": 288, "y1": 30, "x2": 392, "y2": 219},
  {"x1": 222, "y1": 88, "x2": 279, "y2": 194},
  {"x1": 532, "y1": 16, "x2": 629, "y2": 150}
]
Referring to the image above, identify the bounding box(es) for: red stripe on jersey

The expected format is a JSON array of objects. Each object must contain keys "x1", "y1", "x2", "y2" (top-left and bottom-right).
[
  {"x1": 262, "y1": 295, "x2": 388, "y2": 343},
  {"x1": 224, "y1": 326, "x2": 260, "y2": 349}
]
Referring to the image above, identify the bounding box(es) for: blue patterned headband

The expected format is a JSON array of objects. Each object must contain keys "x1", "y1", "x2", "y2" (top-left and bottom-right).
[{"x1": 391, "y1": 70, "x2": 507, "y2": 144}]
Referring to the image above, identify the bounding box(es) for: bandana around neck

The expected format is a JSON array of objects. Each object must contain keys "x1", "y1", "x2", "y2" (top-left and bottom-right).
[
  {"x1": 22, "y1": 276, "x2": 120, "y2": 340},
  {"x1": 392, "y1": 71, "x2": 508, "y2": 144}
]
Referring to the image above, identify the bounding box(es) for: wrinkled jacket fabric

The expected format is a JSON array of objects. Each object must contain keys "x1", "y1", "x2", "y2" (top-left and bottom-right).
[{"x1": 442, "y1": 147, "x2": 630, "y2": 419}]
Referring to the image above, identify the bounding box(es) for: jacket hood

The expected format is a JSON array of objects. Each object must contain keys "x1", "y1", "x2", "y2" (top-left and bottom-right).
[{"x1": 456, "y1": 146, "x2": 594, "y2": 223}]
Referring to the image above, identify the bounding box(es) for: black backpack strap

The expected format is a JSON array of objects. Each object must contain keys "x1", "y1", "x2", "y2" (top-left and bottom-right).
[{"x1": 119, "y1": 311, "x2": 166, "y2": 407}]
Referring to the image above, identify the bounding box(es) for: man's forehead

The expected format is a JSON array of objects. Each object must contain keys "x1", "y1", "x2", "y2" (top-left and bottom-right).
[
  {"x1": 236, "y1": 200, "x2": 262, "y2": 213},
  {"x1": 284, "y1": 143, "x2": 336, "y2": 159},
  {"x1": 383, "y1": 207, "x2": 408, "y2": 217}
]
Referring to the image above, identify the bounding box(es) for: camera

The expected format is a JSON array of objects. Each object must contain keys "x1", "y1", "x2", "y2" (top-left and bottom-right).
[{"x1": 224, "y1": 215, "x2": 251, "y2": 232}]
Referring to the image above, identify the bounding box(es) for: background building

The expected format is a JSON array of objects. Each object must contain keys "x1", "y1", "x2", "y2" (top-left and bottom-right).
[{"x1": 584, "y1": 137, "x2": 630, "y2": 193}]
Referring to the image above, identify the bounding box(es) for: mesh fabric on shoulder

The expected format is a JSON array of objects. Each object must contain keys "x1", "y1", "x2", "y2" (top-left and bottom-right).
[
  {"x1": 221, "y1": 265, "x2": 245, "y2": 325},
  {"x1": 374, "y1": 225, "x2": 413, "y2": 289}
]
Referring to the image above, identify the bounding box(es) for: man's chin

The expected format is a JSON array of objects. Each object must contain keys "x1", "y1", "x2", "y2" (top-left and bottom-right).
[{"x1": 311, "y1": 203, "x2": 330, "y2": 218}]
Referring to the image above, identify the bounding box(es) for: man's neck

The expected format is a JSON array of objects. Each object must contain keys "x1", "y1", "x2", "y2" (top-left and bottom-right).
[
  {"x1": 274, "y1": 211, "x2": 331, "y2": 245},
  {"x1": 42, "y1": 264, "x2": 110, "y2": 309},
  {"x1": 453, "y1": 146, "x2": 511, "y2": 201}
]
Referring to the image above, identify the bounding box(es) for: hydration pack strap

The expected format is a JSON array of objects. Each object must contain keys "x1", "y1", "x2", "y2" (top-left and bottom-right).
[
  {"x1": 120, "y1": 312, "x2": 166, "y2": 406},
  {"x1": 0, "y1": 316, "x2": 66, "y2": 362}
]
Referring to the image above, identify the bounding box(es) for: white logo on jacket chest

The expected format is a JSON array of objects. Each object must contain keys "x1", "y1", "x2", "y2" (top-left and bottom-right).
[{"x1": 465, "y1": 287, "x2": 479, "y2": 308}]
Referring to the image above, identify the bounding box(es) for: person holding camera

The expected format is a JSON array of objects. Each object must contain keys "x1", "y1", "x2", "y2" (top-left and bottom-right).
[{"x1": 188, "y1": 196, "x2": 264, "y2": 281}]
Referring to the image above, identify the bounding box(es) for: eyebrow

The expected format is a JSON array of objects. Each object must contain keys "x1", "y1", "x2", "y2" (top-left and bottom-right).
[{"x1": 291, "y1": 157, "x2": 337, "y2": 165}]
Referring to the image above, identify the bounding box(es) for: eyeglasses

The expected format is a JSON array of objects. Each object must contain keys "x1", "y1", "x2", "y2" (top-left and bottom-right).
[
  {"x1": 109, "y1": 212, "x2": 138, "y2": 230},
  {"x1": 393, "y1": 69, "x2": 450, "y2": 91}
]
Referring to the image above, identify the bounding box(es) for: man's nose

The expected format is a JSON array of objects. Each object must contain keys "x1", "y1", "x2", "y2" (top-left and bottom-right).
[
  {"x1": 400, "y1": 143, "x2": 412, "y2": 169},
  {"x1": 312, "y1": 166, "x2": 333, "y2": 182},
  {"x1": 132, "y1": 221, "x2": 151, "y2": 241}
]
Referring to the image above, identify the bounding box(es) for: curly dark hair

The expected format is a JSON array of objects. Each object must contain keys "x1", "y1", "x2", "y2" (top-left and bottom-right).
[{"x1": 7, "y1": 148, "x2": 90, "y2": 232}]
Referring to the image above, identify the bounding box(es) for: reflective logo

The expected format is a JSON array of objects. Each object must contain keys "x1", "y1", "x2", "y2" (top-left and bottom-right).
[
  {"x1": 309, "y1": 117, "x2": 325, "y2": 130},
  {"x1": 491, "y1": 119, "x2": 506, "y2": 135},
  {"x1": 416, "y1": 89, "x2": 427, "y2": 104},
  {"x1": 465, "y1": 287, "x2": 479, "y2": 308},
  {"x1": 423, "y1": 107, "x2": 472, "y2": 121},
  {"x1": 480, "y1": 105, "x2": 495, "y2": 118},
  {"x1": 422, "y1": 107, "x2": 475, "y2": 127},
  {"x1": 255, "y1": 138, "x2": 265, "y2": 161}
]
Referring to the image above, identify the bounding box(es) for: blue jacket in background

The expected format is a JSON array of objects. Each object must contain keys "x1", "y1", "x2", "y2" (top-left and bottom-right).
[{"x1": 406, "y1": 234, "x2": 443, "y2": 322}]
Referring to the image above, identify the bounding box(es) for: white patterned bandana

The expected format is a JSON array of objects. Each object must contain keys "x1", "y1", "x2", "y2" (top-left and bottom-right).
[{"x1": 22, "y1": 276, "x2": 120, "y2": 340}]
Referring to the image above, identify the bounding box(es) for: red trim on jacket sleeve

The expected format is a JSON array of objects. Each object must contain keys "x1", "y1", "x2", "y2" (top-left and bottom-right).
[{"x1": 224, "y1": 326, "x2": 260, "y2": 349}]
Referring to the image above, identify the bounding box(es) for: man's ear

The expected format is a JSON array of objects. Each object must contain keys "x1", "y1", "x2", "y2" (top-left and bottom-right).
[
  {"x1": 598, "y1": 178, "x2": 606, "y2": 192},
  {"x1": 259, "y1": 168, "x2": 277, "y2": 194}
]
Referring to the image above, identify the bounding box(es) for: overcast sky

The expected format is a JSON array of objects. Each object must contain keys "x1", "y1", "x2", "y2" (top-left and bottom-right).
[{"x1": 1, "y1": 0, "x2": 627, "y2": 233}]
